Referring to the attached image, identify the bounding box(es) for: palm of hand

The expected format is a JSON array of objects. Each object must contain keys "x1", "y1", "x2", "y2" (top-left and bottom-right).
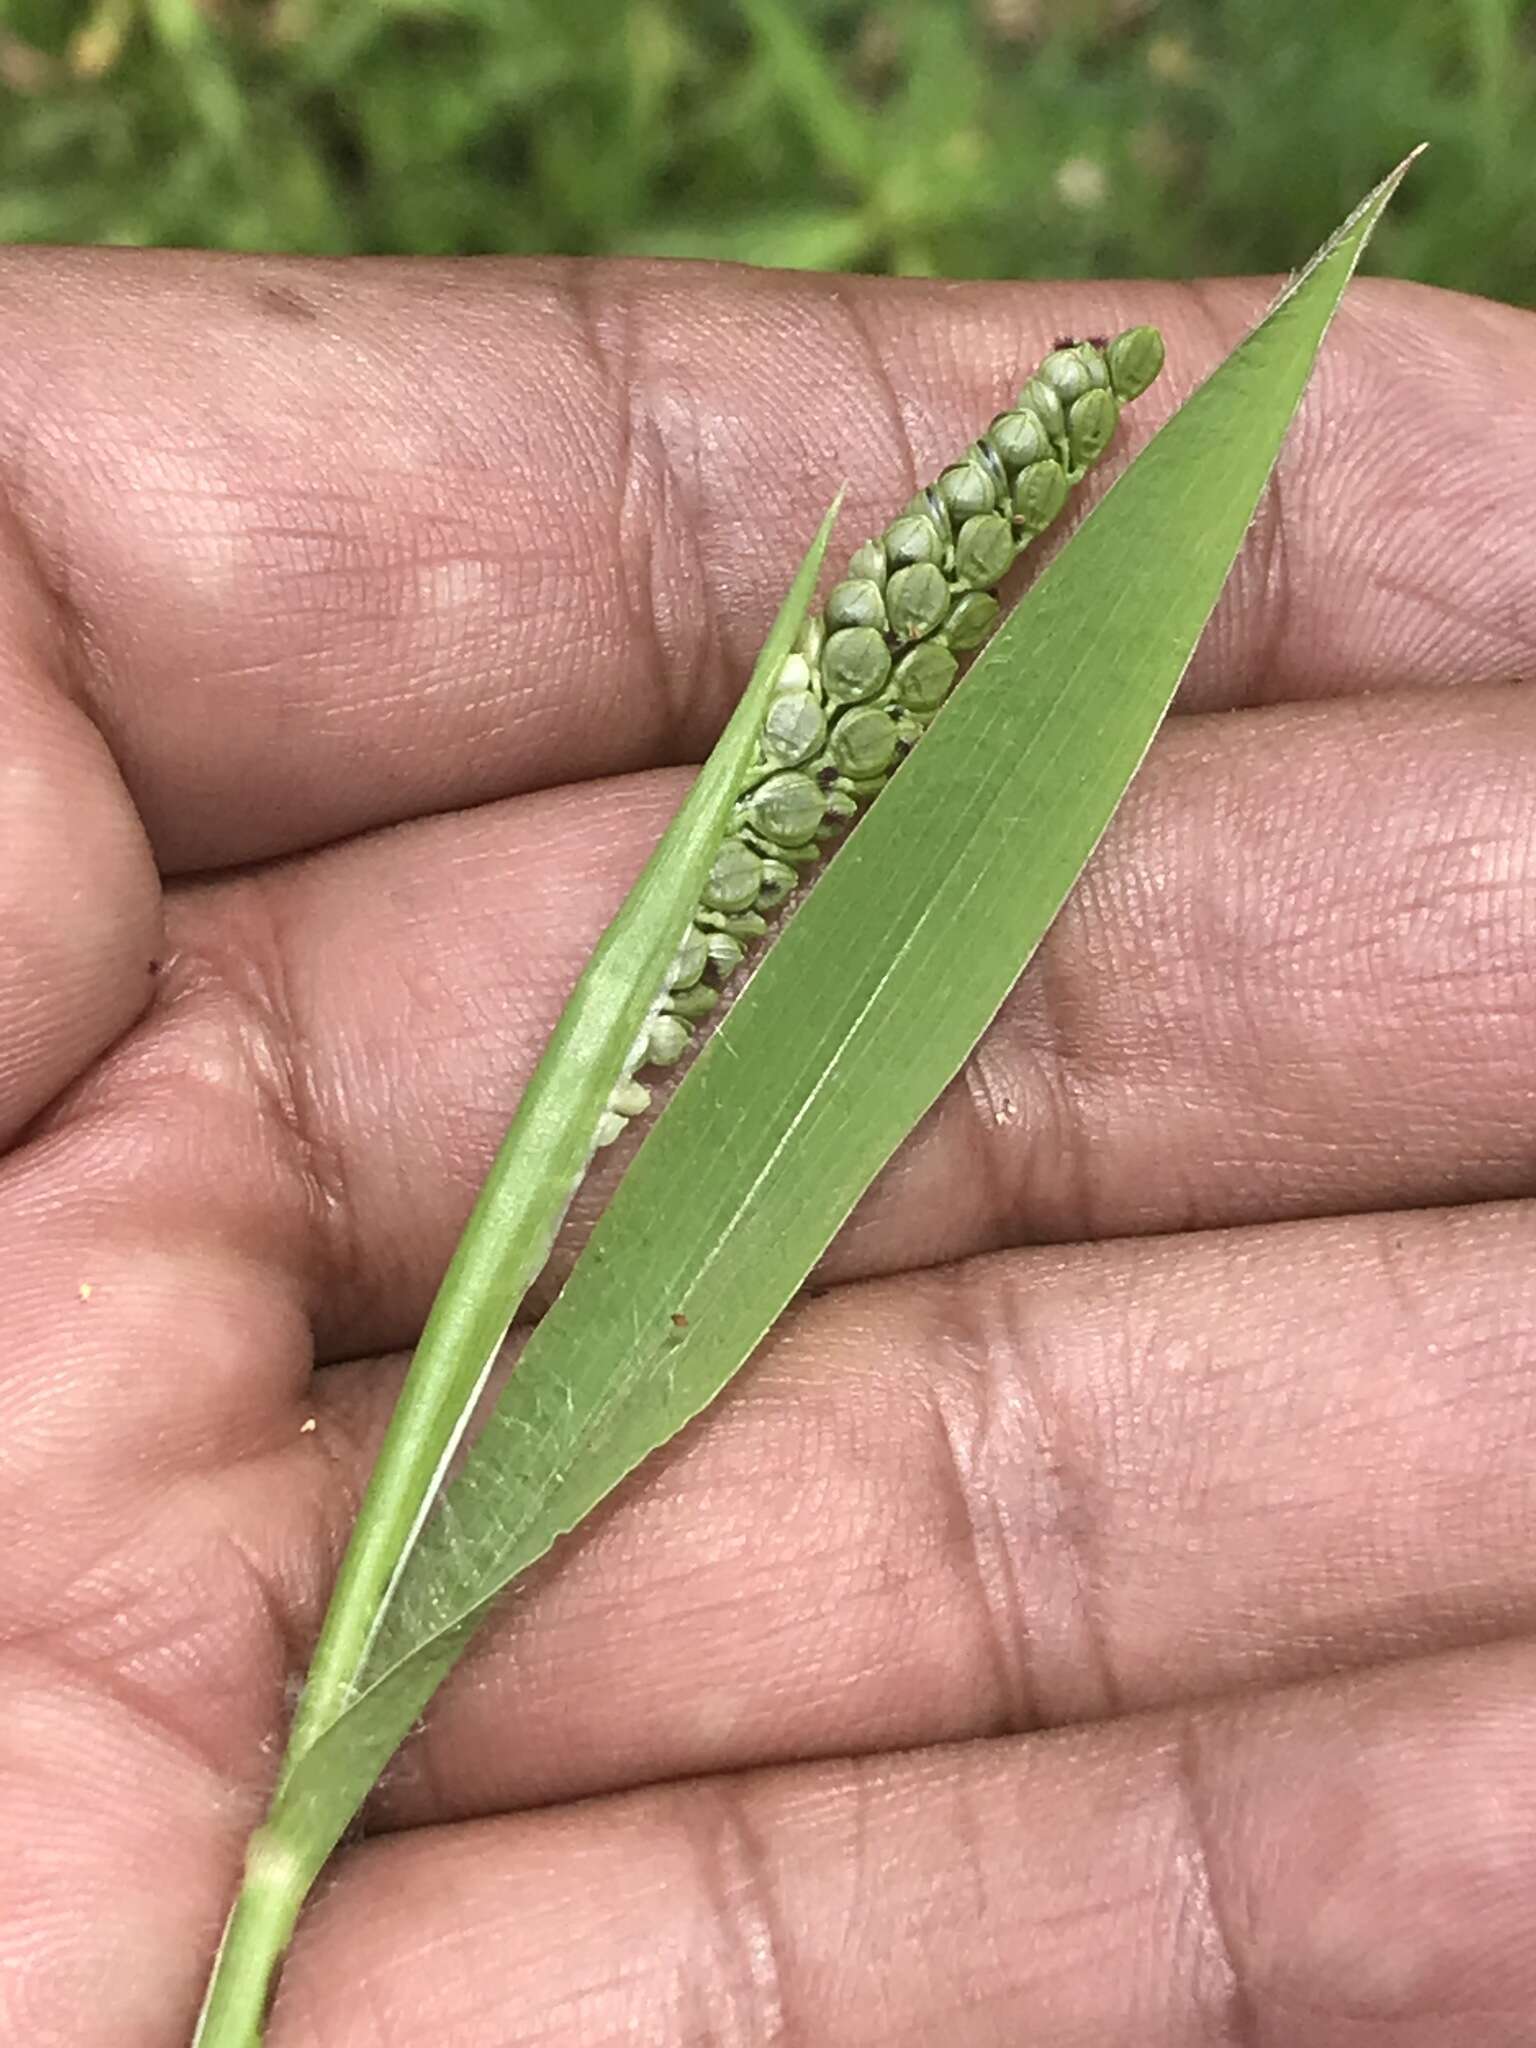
[{"x1": 2, "y1": 255, "x2": 1533, "y2": 2046}]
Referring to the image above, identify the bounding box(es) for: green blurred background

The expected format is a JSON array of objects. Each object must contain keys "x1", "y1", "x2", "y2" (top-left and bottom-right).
[{"x1": 0, "y1": 0, "x2": 1531, "y2": 303}]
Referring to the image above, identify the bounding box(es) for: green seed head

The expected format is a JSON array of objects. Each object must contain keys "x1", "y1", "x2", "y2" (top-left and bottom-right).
[
  {"x1": 885, "y1": 560, "x2": 951, "y2": 640},
  {"x1": 822, "y1": 624, "x2": 893, "y2": 703},
  {"x1": 742, "y1": 770, "x2": 826, "y2": 847},
  {"x1": 1107, "y1": 324, "x2": 1165, "y2": 402},
  {"x1": 823, "y1": 576, "x2": 888, "y2": 634},
  {"x1": 847, "y1": 539, "x2": 887, "y2": 588},
  {"x1": 953, "y1": 511, "x2": 1015, "y2": 590},
  {"x1": 1013, "y1": 458, "x2": 1069, "y2": 536},
  {"x1": 761, "y1": 687, "x2": 828, "y2": 767},
  {"x1": 883, "y1": 511, "x2": 946, "y2": 570},
  {"x1": 1015, "y1": 375, "x2": 1067, "y2": 444},
  {"x1": 828, "y1": 704, "x2": 899, "y2": 781},
  {"x1": 1067, "y1": 387, "x2": 1119, "y2": 473},
  {"x1": 644, "y1": 317, "x2": 1166, "y2": 1104},
  {"x1": 646, "y1": 1012, "x2": 692, "y2": 1065},
  {"x1": 702, "y1": 837, "x2": 765, "y2": 913},
  {"x1": 892, "y1": 639, "x2": 959, "y2": 714},
  {"x1": 940, "y1": 590, "x2": 1000, "y2": 652},
  {"x1": 936, "y1": 461, "x2": 997, "y2": 523},
  {"x1": 984, "y1": 407, "x2": 1053, "y2": 476}
]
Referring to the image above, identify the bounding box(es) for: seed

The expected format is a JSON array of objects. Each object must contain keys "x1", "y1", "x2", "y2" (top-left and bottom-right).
[
  {"x1": 885, "y1": 560, "x2": 951, "y2": 640},
  {"x1": 883, "y1": 512, "x2": 946, "y2": 570},
  {"x1": 666, "y1": 981, "x2": 720, "y2": 1020},
  {"x1": 986, "y1": 408, "x2": 1054, "y2": 473},
  {"x1": 892, "y1": 640, "x2": 959, "y2": 714},
  {"x1": 646, "y1": 1013, "x2": 692, "y2": 1065},
  {"x1": 702, "y1": 837, "x2": 764, "y2": 913},
  {"x1": 953, "y1": 512, "x2": 1015, "y2": 589},
  {"x1": 822, "y1": 625, "x2": 893, "y2": 702},
  {"x1": 755, "y1": 858, "x2": 799, "y2": 911},
  {"x1": 940, "y1": 591, "x2": 1000, "y2": 651},
  {"x1": 1013, "y1": 459, "x2": 1069, "y2": 535},
  {"x1": 666, "y1": 929, "x2": 710, "y2": 990},
  {"x1": 761, "y1": 688, "x2": 828, "y2": 767},
  {"x1": 847, "y1": 539, "x2": 888, "y2": 588},
  {"x1": 609, "y1": 1078, "x2": 650, "y2": 1120},
  {"x1": 1067, "y1": 388, "x2": 1119, "y2": 472},
  {"x1": 823, "y1": 577, "x2": 888, "y2": 633},
  {"x1": 1037, "y1": 347, "x2": 1098, "y2": 406},
  {"x1": 829, "y1": 705, "x2": 900, "y2": 781},
  {"x1": 1107, "y1": 325, "x2": 1166, "y2": 401},
  {"x1": 936, "y1": 461, "x2": 997, "y2": 523},
  {"x1": 1016, "y1": 374, "x2": 1067, "y2": 445},
  {"x1": 742, "y1": 770, "x2": 826, "y2": 846},
  {"x1": 705, "y1": 930, "x2": 745, "y2": 975}
]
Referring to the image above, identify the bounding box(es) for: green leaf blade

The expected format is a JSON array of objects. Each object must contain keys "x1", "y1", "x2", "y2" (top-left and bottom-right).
[{"x1": 220, "y1": 158, "x2": 1419, "y2": 2035}]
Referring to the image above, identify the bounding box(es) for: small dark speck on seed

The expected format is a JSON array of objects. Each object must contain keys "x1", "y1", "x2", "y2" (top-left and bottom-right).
[
  {"x1": 670, "y1": 1312, "x2": 688, "y2": 1328},
  {"x1": 147, "y1": 958, "x2": 162, "y2": 975}
]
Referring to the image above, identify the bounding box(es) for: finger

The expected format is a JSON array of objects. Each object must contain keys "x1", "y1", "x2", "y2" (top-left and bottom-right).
[
  {"x1": 3, "y1": 249, "x2": 1531, "y2": 871},
  {"x1": 0, "y1": 501, "x2": 160, "y2": 1143},
  {"x1": 319, "y1": 1199, "x2": 1535, "y2": 1828},
  {"x1": 266, "y1": 1645, "x2": 1536, "y2": 2047},
  {"x1": 70, "y1": 682, "x2": 1532, "y2": 1360},
  {"x1": 11, "y1": 1202, "x2": 1530, "y2": 2047}
]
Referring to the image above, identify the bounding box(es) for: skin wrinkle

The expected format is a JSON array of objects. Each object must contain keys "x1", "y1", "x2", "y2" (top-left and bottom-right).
[
  {"x1": 923, "y1": 1316, "x2": 1043, "y2": 1741},
  {"x1": 569, "y1": 265, "x2": 678, "y2": 759},
  {"x1": 681, "y1": 1781, "x2": 795, "y2": 2048},
  {"x1": 0, "y1": 1630, "x2": 241, "y2": 1820},
  {"x1": 953, "y1": 882, "x2": 1125, "y2": 1253},
  {"x1": 147, "y1": 903, "x2": 348, "y2": 1317},
  {"x1": 0, "y1": 1356, "x2": 330, "y2": 1782},
  {"x1": 605, "y1": 277, "x2": 727, "y2": 760},
  {"x1": 838, "y1": 284, "x2": 923, "y2": 511},
  {"x1": 933, "y1": 1260, "x2": 1094, "y2": 1740},
  {"x1": 0, "y1": 486, "x2": 99, "y2": 727},
  {"x1": 986, "y1": 1255, "x2": 1128, "y2": 1726},
  {"x1": 1169, "y1": 1715, "x2": 1263, "y2": 2048}
]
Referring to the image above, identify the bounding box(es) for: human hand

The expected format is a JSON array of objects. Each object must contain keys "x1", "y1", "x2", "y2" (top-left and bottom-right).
[{"x1": 2, "y1": 251, "x2": 1533, "y2": 2045}]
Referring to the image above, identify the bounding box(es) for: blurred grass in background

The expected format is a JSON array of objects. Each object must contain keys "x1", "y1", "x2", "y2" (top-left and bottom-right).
[{"x1": 0, "y1": 0, "x2": 1531, "y2": 303}]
